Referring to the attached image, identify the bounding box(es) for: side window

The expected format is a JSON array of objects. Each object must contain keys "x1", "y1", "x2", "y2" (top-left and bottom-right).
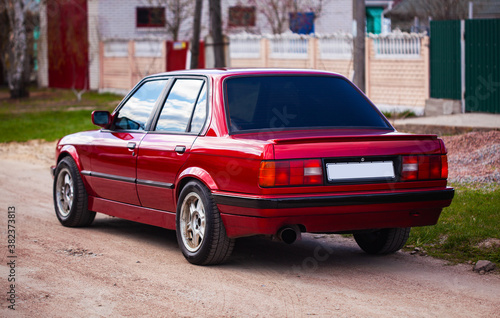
[
  {"x1": 189, "y1": 84, "x2": 207, "y2": 133},
  {"x1": 114, "y1": 79, "x2": 168, "y2": 131},
  {"x1": 155, "y1": 79, "x2": 205, "y2": 133}
]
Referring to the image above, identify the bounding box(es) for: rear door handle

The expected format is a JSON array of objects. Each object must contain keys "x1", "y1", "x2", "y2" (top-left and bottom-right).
[
  {"x1": 175, "y1": 145, "x2": 186, "y2": 154},
  {"x1": 127, "y1": 142, "x2": 136, "y2": 150}
]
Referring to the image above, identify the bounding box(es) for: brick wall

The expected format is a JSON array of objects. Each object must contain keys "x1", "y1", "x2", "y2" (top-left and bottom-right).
[{"x1": 366, "y1": 36, "x2": 429, "y2": 109}]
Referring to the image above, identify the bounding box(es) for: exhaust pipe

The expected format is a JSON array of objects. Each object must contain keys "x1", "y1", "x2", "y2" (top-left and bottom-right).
[{"x1": 277, "y1": 225, "x2": 301, "y2": 244}]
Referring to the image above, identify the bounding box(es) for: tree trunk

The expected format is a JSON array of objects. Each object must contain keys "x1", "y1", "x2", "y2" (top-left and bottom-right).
[
  {"x1": 353, "y1": 0, "x2": 365, "y2": 92},
  {"x1": 190, "y1": 0, "x2": 203, "y2": 69},
  {"x1": 4, "y1": 0, "x2": 29, "y2": 98},
  {"x1": 209, "y1": 0, "x2": 225, "y2": 67}
]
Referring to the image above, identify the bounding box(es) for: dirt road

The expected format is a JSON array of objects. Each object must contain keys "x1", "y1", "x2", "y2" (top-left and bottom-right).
[{"x1": 1, "y1": 144, "x2": 499, "y2": 317}]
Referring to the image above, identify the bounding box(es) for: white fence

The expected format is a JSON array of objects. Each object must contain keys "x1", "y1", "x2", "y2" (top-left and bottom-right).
[
  {"x1": 103, "y1": 40, "x2": 128, "y2": 57},
  {"x1": 103, "y1": 40, "x2": 164, "y2": 58},
  {"x1": 229, "y1": 31, "x2": 425, "y2": 60},
  {"x1": 370, "y1": 31, "x2": 425, "y2": 58},
  {"x1": 134, "y1": 40, "x2": 163, "y2": 57},
  {"x1": 269, "y1": 34, "x2": 309, "y2": 59},
  {"x1": 318, "y1": 33, "x2": 353, "y2": 59},
  {"x1": 229, "y1": 34, "x2": 261, "y2": 58}
]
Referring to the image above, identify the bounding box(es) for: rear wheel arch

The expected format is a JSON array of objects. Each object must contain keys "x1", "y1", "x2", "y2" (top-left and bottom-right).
[{"x1": 175, "y1": 167, "x2": 219, "y2": 201}]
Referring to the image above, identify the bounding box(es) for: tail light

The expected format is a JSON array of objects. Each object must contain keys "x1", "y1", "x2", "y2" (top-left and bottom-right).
[
  {"x1": 259, "y1": 159, "x2": 323, "y2": 187},
  {"x1": 401, "y1": 155, "x2": 448, "y2": 181}
]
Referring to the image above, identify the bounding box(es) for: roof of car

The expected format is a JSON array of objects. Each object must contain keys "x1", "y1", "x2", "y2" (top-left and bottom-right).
[{"x1": 145, "y1": 68, "x2": 344, "y2": 79}]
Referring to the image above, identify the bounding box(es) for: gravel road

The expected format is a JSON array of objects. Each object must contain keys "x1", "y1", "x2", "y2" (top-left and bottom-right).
[{"x1": 0, "y1": 133, "x2": 499, "y2": 317}]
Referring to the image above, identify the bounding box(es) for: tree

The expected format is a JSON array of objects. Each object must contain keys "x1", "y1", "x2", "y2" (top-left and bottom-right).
[
  {"x1": 209, "y1": 0, "x2": 225, "y2": 67},
  {"x1": 1, "y1": 0, "x2": 31, "y2": 98},
  {"x1": 190, "y1": 0, "x2": 203, "y2": 69},
  {"x1": 249, "y1": 0, "x2": 327, "y2": 34}
]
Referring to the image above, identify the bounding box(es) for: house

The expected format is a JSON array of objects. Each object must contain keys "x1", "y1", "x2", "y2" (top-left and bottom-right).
[
  {"x1": 387, "y1": 0, "x2": 500, "y2": 32},
  {"x1": 37, "y1": 0, "x2": 392, "y2": 92}
]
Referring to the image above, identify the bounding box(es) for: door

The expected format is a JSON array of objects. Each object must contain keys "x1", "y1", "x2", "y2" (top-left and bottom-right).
[
  {"x1": 90, "y1": 78, "x2": 169, "y2": 205},
  {"x1": 137, "y1": 78, "x2": 208, "y2": 211},
  {"x1": 166, "y1": 41, "x2": 205, "y2": 71}
]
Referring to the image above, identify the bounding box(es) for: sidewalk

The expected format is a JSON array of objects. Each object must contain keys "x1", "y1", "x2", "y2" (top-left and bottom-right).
[{"x1": 392, "y1": 113, "x2": 500, "y2": 135}]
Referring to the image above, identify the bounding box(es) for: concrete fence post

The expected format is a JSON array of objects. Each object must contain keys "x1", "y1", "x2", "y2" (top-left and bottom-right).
[
  {"x1": 422, "y1": 36, "x2": 430, "y2": 100},
  {"x1": 365, "y1": 37, "x2": 372, "y2": 99},
  {"x1": 128, "y1": 41, "x2": 135, "y2": 89}
]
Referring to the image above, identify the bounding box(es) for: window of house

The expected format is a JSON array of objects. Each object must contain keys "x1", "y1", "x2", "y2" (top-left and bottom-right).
[
  {"x1": 228, "y1": 6, "x2": 256, "y2": 27},
  {"x1": 136, "y1": 7, "x2": 166, "y2": 28},
  {"x1": 289, "y1": 12, "x2": 315, "y2": 34}
]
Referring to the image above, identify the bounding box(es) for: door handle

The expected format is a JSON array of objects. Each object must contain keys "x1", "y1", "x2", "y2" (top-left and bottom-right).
[
  {"x1": 175, "y1": 145, "x2": 186, "y2": 154},
  {"x1": 127, "y1": 142, "x2": 136, "y2": 150}
]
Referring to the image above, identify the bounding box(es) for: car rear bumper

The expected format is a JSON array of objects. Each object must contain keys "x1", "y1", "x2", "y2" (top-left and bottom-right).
[{"x1": 213, "y1": 187, "x2": 454, "y2": 238}]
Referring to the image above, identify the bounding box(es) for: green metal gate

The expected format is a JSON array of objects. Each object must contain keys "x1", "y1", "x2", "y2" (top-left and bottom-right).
[
  {"x1": 430, "y1": 21, "x2": 461, "y2": 100},
  {"x1": 465, "y1": 19, "x2": 500, "y2": 113},
  {"x1": 430, "y1": 19, "x2": 500, "y2": 113}
]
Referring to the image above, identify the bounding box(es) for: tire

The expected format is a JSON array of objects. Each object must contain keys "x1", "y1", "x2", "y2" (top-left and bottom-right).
[
  {"x1": 354, "y1": 227, "x2": 411, "y2": 255},
  {"x1": 53, "y1": 157, "x2": 95, "y2": 227},
  {"x1": 176, "y1": 180, "x2": 235, "y2": 265}
]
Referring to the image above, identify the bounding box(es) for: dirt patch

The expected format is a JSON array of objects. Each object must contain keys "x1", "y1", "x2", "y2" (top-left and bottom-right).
[
  {"x1": 0, "y1": 139, "x2": 56, "y2": 167},
  {"x1": 477, "y1": 238, "x2": 500, "y2": 250},
  {"x1": 441, "y1": 131, "x2": 500, "y2": 183}
]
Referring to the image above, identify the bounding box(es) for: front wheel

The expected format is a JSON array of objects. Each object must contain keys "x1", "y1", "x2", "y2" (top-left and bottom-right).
[
  {"x1": 53, "y1": 157, "x2": 95, "y2": 227},
  {"x1": 176, "y1": 181, "x2": 234, "y2": 265},
  {"x1": 354, "y1": 228, "x2": 410, "y2": 255}
]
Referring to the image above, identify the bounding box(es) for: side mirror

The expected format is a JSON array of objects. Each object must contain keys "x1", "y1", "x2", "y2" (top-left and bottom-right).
[{"x1": 92, "y1": 111, "x2": 112, "y2": 129}]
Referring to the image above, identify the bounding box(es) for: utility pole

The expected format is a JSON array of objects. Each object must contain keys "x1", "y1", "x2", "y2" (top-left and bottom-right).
[
  {"x1": 353, "y1": 0, "x2": 365, "y2": 92},
  {"x1": 209, "y1": 0, "x2": 225, "y2": 67},
  {"x1": 190, "y1": 0, "x2": 203, "y2": 69}
]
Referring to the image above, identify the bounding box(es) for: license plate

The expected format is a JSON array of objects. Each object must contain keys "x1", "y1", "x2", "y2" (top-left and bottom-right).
[{"x1": 326, "y1": 161, "x2": 395, "y2": 181}]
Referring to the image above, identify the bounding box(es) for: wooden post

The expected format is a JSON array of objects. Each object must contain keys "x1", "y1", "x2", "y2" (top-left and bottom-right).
[{"x1": 353, "y1": 0, "x2": 366, "y2": 92}]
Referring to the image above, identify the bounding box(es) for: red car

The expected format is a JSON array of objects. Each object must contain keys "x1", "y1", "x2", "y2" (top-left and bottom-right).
[{"x1": 52, "y1": 69, "x2": 454, "y2": 265}]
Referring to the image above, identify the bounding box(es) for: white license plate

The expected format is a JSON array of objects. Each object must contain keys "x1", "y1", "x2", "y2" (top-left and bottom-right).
[{"x1": 326, "y1": 161, "x2": 395, "y2": 181}]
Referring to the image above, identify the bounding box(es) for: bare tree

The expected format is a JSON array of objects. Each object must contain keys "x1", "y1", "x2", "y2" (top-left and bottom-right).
[
  {"x1": 190, "y1": 0, "x2": 203, "y2": 68},
  {"x1": 249, "y1": 0, "x2": 327, "y2": 34},
  {"x1": 210, "y1": 0, "x2": 225, "y2": 67},
  {"x1": 1, "y1": 0, "x2": 31, "y2": 98},
  {"x1": 144, "y1": 0, "x2": 195, "y2": 41}
]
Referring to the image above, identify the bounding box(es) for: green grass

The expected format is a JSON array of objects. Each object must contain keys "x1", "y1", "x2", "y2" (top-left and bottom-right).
[
  {"x1": 0, "y1": 86, "x2": 121, "y2": 114},
  {"x1": 407, "y1": 184, "x2": 500, "y2": 265},
  {"x1": 0, "y1": 87, "x2": 122, "y2": 142},
  {"x1": 0, "y1": 109, "x2": 101, "y2": 142}
]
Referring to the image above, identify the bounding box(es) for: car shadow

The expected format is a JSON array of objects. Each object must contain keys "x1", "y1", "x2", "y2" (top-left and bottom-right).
[{"x1": 83, "y1": 215, "x2": 409, "y2": 273}]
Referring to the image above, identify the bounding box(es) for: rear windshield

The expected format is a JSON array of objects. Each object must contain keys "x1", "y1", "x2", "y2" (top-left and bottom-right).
[{"x1": 224, "y1": 76, "x2": 390, "y2": 133}]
